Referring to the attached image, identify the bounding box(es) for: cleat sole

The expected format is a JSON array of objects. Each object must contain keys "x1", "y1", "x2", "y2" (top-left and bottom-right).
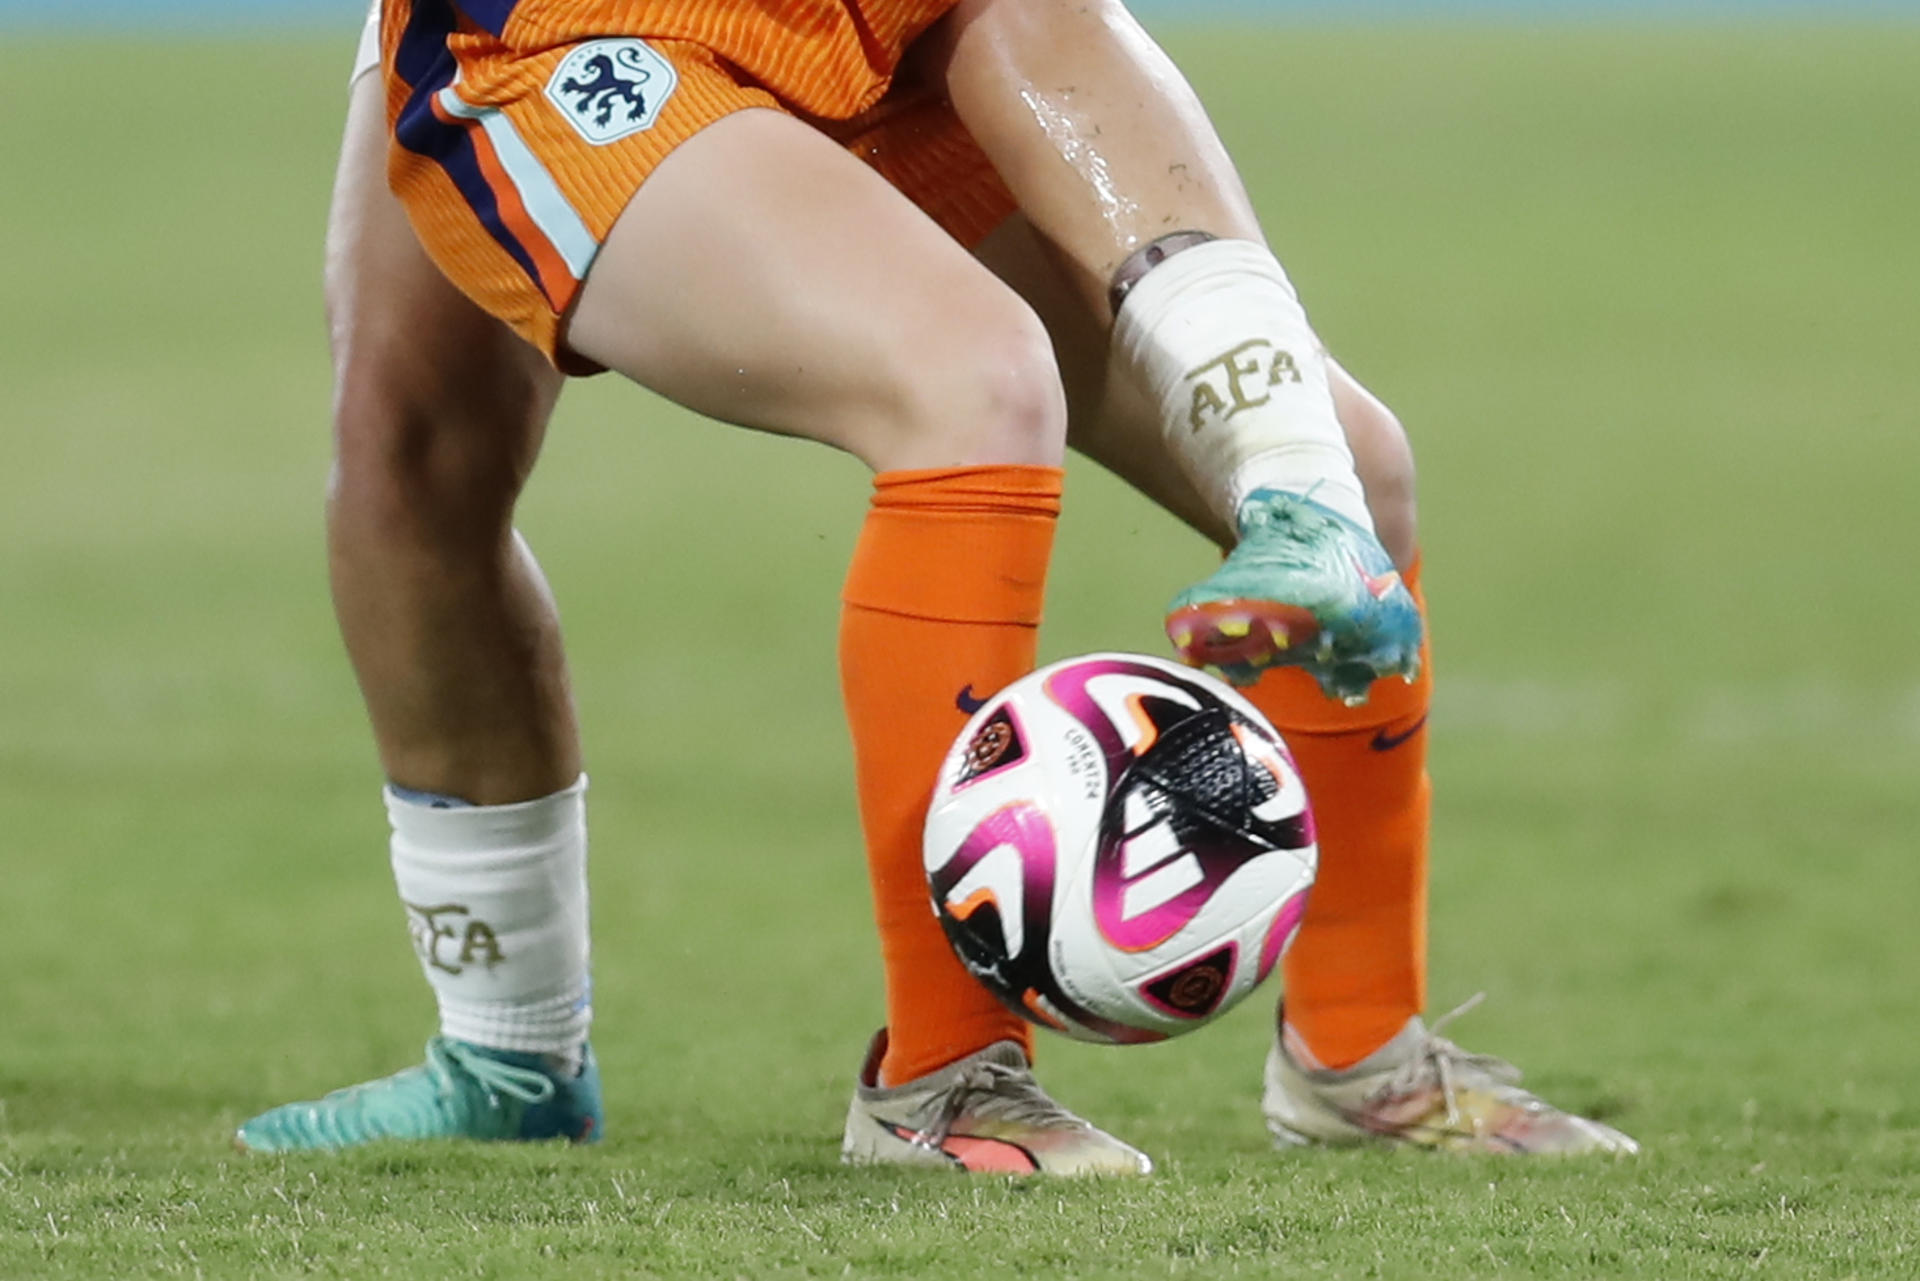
[{"x1": 1166, "y1": 599, "x2": 1320, "y2": 678}]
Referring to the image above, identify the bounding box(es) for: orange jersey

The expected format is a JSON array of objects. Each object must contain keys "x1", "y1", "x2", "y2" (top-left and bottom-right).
[
  {"x1": 428, "y1": 1, "x2": 959, "y2": 120},
  {"x1": 381, "y1": 0, "x2": 1012, "y2": 364}
]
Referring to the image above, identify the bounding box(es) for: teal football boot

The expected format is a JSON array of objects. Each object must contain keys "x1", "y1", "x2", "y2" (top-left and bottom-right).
[
  {"x1": 235, "y1": 1037, "x2": 602, "y2": 1152},
  {"x1": 1166, "y1": 488, "x2": 1422, "y2": 702}
]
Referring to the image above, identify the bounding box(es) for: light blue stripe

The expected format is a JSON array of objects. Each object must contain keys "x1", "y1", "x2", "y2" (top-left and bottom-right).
[{"x1": 434, "y1": 87, "x2": 599, "y2": 282}]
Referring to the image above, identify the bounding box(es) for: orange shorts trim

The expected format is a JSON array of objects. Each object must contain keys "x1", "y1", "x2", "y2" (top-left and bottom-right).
[{"x1": 382, "y1": 2, "x2": 1016, "y2": 368}]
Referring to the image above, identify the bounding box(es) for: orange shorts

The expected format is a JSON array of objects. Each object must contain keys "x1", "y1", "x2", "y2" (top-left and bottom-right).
[{"x1": 382, "y1": 1, "x2": 1017, "y2": 369}]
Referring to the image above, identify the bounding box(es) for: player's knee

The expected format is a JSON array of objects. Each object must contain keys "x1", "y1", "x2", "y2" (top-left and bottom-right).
[
  {"x1": 873, "y1": 303, "x2": 1068, "y2": 471},
  {"x1": 944, "y1": 309, "x2": 1069, "y2": 466},
  {"x1": 329, "y1": 356, "x2": 542, "y2": 543}
]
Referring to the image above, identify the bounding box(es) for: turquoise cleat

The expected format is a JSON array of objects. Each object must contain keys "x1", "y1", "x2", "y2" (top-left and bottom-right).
[
  {"x1": 234, "y1": 1037, "x2": 602, "y2": 1152},
  {"x1": 1166, "y1": 488, "x2": 1423, "y2": 702}
]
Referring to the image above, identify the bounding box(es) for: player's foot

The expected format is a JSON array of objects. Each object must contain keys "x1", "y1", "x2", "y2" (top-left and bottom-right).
[
  {"x1": 841, "y1": 1032, "x2": 1152, "y2": 1175},
  {"x1": 1263, "y1": 1000, "x2": 1637, "y2": 1155},
  {"x1": 1166, "y1": 488, "x2": 1422, "y2": 702},
  {"x1": 234, "y1": 1036, "x2": 602, "y2": 1152}
]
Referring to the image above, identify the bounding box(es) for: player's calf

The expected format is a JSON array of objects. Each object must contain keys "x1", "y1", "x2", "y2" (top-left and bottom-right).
[{"x1": 1110, "y1": 235, "x2": 1422, "y2": 701}]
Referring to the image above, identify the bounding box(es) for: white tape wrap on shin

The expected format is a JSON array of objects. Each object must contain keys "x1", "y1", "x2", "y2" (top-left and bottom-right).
[
  {"x1": 1111, "y1": 238, "x2": 1374, "y2": 532},
  {"x1": 387, "y1": 776, "x2": 591, "y2": 1054}
]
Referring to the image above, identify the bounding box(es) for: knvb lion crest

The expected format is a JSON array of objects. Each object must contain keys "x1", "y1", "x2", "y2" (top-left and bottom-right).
[{"x1": 546, "y1": 39, "x2": 677, "y2": 145}]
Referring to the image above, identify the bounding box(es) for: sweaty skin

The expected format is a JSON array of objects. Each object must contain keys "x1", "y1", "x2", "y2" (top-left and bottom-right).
[
  {"x1": 935, "y1": 0, "x2": 1265, "y2": 318},
  {"x1": 934, "y1": 0, "x2": 1417, "y2": 572},
  {"x1": 326, "y1": 0, "x2": 1413, "y2": 809}
]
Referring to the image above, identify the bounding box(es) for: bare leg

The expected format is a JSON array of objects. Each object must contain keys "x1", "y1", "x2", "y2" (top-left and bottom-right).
[
  {"x1": 568, "y1": 109, "x2": 1063, "y2": 471},
  {"x1": 327, "y1": 71, "x2": 578, "y2": 805},
  {"x1": 938, "y1": 0, "x2": 1264, "y2": 320},
  {"x1": 571, "y1": 106, "x2": 1087, "y2": 1100},
  {"x1": 237, "y1": 61, "x2": 601, "y2": 1154},
  {"x1": 940, "y1": 2, "x2": 1422, "y2": 701},
  {"x1": 561, "y1": 110, "x2": 1151, "y2": 1146},
  {"x1": 974, "y1": 216, "x2": 1418, "y2": 568}
]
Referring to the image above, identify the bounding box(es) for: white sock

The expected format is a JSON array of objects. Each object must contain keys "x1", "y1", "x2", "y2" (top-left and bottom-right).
[
  {"x1": 387, "y1": 775, "x2": 591, "y2": 1070},
  {"x1": 1111, "y1": 238, "x2": 1375, "y2": 534}
]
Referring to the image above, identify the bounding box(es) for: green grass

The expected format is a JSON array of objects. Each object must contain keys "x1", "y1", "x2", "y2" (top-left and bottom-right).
[{"x1": 3, "y1": 20, "x2": 1918, "y2": 1279}]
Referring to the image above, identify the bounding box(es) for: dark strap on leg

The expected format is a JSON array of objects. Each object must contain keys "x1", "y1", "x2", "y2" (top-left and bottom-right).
[{"x1": 1108, "y1": 230, "x2": 1218, "y2": 316}]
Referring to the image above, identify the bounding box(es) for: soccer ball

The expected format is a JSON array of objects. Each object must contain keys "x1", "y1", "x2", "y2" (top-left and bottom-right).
[{"x1": 923, "y1": 653, "x2": 1316, "y2": 1045}]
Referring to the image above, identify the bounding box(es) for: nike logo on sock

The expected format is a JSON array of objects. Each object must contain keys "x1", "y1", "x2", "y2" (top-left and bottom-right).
[{"x1": 1370, "y1": 714, "x2": 1427, "y2": 752}]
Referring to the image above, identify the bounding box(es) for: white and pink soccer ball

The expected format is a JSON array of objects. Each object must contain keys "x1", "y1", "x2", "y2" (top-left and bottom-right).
[{"x1": 923, "y1": 654, "x2": 1316, "y2": 1045}]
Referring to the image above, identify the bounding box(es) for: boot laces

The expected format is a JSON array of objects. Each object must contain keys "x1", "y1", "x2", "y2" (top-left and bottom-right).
[
  {"x1": 434, "y1": 1039, "x2": 558, "y2": 1107},
  {"x1": 908, "y1": 1059, "x2": 1077, "y2": 1153},
  {"x1": 1236, "y1": 490, "x2": 1339, "y2": 570},
  {"x1": 1375, "y1": 994, "x2": 1523, "y2": 1136}
]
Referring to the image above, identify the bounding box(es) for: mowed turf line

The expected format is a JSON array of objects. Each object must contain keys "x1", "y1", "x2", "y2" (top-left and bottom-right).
[{"x1": 1, "y1": 20, "x2": 1916, "y2": 1279}]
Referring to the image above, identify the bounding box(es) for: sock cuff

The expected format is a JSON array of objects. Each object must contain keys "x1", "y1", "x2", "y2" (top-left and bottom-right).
[
  {"x1": 385, "y1": 775, "x2": 587, "y2": 860},
  {"x1": 869, "y1": 464, "x2": 1064, "y2": 516},
  {"x1": 1111, "y1": 238, "x2": 1299, "y2": 344},
  {"x1": 437, "y1": 981, "x2": 592, "y2": 1056},
  {"x1": 844, "y1": 466, "x2": 1062, "y2": 624}
]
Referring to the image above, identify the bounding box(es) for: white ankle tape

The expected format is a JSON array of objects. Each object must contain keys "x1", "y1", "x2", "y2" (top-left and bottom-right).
[
  {"x1": 387, "y1": 775, "x2": 591, "y2": 1054},
  {"x1": 1111, "y1": 238, "x2": 1374, "y2": 533}
]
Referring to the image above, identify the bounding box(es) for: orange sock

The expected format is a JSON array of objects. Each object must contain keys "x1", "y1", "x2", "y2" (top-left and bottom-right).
[
  {"x1": 840, "y1": 465, "x2": 1062, "y2": 1086},
  {"x1": 1241, "y1": 562, "x2": 1432, "y2": 1070}
]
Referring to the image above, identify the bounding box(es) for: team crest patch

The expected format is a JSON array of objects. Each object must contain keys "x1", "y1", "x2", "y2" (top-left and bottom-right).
[{"x1": 546, "y1": 39, "x2": 677, "y2": 145}]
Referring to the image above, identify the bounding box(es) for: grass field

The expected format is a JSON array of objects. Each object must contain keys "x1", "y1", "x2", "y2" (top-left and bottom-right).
[{"x1": 3, "y1": 19, "x2": 1918, "y2": 1279}]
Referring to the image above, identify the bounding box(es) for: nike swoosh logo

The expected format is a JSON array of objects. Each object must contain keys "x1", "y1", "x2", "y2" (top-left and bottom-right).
[
  {"x1": 1370, "y1": 714, "x2": 1427, "y2": 752},
  {"x1": 956, "y1": 685, "x2": 988, "y2": 714},
  {"x1": 1349, "y1": 553, "x2": 1403, "y2": 602}
]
